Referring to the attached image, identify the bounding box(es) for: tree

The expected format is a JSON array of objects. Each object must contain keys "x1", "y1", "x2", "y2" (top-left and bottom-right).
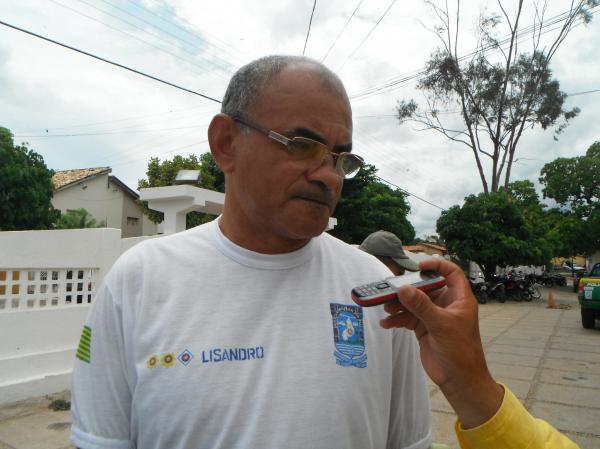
[
  {"x1": 0, "y1": 127, "x2": 60, "y2": 230},
  {"x1": 397, "y1": 0, "x2": 597, "y2": 193},
  {"x1": 55, "y1": 208, "x2": 106, "y2": 229},
  {"x1": 539, "y1": 141, "x2": 600, "y2": 255},
  {"x1": 436, "y1": 191, "x2": 551, "y2": 280},
  {"x1": 330, "y1": 164, "x2": 415, "y2": 244},
  {"x1": 138, "y1": 153, "x2": 225, "y2": 228}
]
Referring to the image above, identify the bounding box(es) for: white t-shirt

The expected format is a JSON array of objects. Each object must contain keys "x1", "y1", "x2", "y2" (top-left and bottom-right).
[{"x1": 71, "y1": 220, "x2": 432, "y2": 449}]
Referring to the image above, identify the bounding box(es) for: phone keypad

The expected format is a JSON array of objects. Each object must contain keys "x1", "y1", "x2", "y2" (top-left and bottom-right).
[{"x1": 354, "y1": 282, "x2": 391, "y2": 297}]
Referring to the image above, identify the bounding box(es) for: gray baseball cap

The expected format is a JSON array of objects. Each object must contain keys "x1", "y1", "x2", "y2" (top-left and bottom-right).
[{"x1": 359, "y1": 230, "x2": 420, "y2": 272}]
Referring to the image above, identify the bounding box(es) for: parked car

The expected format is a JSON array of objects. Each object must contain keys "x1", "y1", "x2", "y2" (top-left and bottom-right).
[{"x1": 576, "y1": 262, "x2": 600, "y2": 329}]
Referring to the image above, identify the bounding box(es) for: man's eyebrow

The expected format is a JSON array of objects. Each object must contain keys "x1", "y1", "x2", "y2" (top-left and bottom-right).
[{"x1": 287, "y1": 127, "x2": 353, "y2": 153}]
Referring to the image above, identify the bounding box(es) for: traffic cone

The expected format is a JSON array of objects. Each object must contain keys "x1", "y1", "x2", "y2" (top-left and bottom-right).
[{"x1": 547, "y1": 290, "x2": 556, "y2": 309}]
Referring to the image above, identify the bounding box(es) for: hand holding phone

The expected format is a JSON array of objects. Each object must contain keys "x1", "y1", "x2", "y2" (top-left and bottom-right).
[{"x1": 351, "y1": 270, "x2": 446, "y2": 307}]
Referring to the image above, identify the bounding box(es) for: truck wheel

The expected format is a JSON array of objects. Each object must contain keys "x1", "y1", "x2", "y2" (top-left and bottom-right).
[{"x1": 581, "y1": 308, "x2": 595, "y2": 329}]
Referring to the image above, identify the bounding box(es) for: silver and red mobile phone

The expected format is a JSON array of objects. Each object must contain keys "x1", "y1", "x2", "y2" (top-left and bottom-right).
[{"x1": 351, "y1": 270, "x2": 446, "y2": 307}]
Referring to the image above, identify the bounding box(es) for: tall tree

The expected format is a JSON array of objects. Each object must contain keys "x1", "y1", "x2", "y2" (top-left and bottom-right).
[
  {"x1": 539, "y1": 140, "x2": 600, "y2": 255},
  {"x1": 138, "y1": 153, "x2": 225, "y2": 228},
  {"x1": 0, "y1": 127, "x2": 60, "y2": 230},
  {"x1": 330, "y1": 164, "x2": 415, "y2": 244},
  {"x1": 397, "y1": 0, "x2": 597, "y2": 193}
]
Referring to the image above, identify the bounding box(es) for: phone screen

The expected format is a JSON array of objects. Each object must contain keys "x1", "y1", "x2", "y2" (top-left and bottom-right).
[{"x1": 386, "y1": 271, "x2": 430, "y2": 289}]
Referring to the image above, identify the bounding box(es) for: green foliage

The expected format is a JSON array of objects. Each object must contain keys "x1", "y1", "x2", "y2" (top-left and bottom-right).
[
  {"x1": 539, "y1": 141, "x2": 600, "y2": 218},
  {"x1": 137, "y1": 153, "x2": 225, "y2": 229},
  {"x1": 55, "y1": 208, "x2": 106, "y2": 229},
  {"x1": 0, "y1": 127, "x2": 60, "y2": 231},
  {"x1": 436, "y1": 191, "x2": 551, "y2": 279},
  {"x1": 329, "y1": 164, "x2": 415, "y2": 245},
  {"x1": 539, "y1": 141, "x2": 600, "y2": 255}
]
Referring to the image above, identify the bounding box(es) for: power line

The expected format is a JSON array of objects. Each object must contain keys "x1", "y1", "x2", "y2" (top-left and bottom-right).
[
  {"x1": 349, "y1": 6, "x2": 598, "y2": 101},
  {"x1": 321, "y1": 0, "x2": 364, "y2": 63},
  {"x1": 338, "y1": 0, "x2": 399, "y2": 71},
  {"x1": 14, "y1": 124, "x2": 208, "y2": 139},
  {"x1": 567, "y1": 88, "x2": 600, "y2": 97},
  {"x1": 303, "y1": 0, "x2": 317, "y2": 56},
  {"x1": 129, "y1": 0, "x2": 247, "y2": 66},
  {"x1": 15, "y1": 103, "x2": 218, "y2": 134},
  {"x1": 375, "y1": 176, "x2": 445, "y2": 211},
  {"x1": 0, "y1": 19, "x2": 222, "y2": 103},
  {"x1": 49, "y1": 0, "x2": 231, "y2": 83},
  {"x1": 94, "y1": 0, "x2": 235, "y2": 74}
]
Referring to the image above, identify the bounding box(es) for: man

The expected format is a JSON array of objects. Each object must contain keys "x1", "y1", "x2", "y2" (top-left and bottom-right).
[
  {"x1": 70, "y1": 56, "x2": 432, "y2": 449},
  {"x1": 71, "y1": 55, "x2": 578, "y2": 449},
  {"x1": 359, "y1": 230, "x2": 419, "y2": 276}
]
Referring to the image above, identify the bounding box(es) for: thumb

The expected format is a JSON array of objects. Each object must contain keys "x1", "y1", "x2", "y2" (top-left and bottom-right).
[{"x1": 397, "y1": 285, "x2": 439, "y2": 324}]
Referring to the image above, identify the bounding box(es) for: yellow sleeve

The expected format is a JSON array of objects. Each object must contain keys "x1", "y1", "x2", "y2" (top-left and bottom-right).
[{"x1": 455, "y1": 385, "x2": 580, "y2": 449}]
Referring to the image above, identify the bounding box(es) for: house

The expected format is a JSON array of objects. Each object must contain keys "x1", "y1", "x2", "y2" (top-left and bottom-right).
[
  {"x1": 403, "y1": 242, "x2": 447, "y2": 257},
  {"x1": 52, "y1": 167, "x2": 156, "y2": 237}
]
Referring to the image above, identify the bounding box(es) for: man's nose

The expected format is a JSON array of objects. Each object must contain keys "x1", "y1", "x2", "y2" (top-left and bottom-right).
[{"x1": 305, "y1": 154, "x2": 343, "y2": 190}]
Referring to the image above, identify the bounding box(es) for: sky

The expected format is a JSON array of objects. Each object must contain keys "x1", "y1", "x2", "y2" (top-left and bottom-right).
[{"x1": 1, "y1": 0, "x2": 599, "y2": 237}]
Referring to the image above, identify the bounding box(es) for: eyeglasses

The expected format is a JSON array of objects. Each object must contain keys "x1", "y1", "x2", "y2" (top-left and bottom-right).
[{"x1": 231, "y1": 115, "x2": 364, "y2": 179}]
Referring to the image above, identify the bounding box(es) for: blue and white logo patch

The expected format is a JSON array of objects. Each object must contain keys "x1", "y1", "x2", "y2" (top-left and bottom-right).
[{"x1": 330, "y1": 303, "x2": 367, "y2": 368}]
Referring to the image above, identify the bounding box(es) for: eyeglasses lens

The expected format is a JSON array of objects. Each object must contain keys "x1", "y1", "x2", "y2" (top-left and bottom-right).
[{"x1": 288, "y1": 137, "x2": 362, "y2": 179}]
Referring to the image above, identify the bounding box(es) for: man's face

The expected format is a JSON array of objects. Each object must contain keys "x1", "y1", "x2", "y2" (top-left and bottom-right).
[{"x1": 228, "y1": 65, "x2": 352, "y2": 248}]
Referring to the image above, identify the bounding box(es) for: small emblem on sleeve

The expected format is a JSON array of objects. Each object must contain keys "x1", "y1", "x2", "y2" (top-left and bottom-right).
[
  {"x1": 330, "y1": 303, "x2": 367, "y2": 368},
  {"x1": 146, "y1": 354, "x2": 159, "y2": 369},
  {"x1": 76, "y1": 326, "x2": 92, "y2": 363},
  {"x1": 178, "y1": 349, "x2": 194, "y2": 366},
  {"x1": 161, "y1": 353, "x2": 175, "y2": 367}
]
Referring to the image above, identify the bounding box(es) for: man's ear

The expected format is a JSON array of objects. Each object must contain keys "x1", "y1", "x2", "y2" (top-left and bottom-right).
[{"x1": 208, "y1": 113, "x2": 237, "y2": 174}]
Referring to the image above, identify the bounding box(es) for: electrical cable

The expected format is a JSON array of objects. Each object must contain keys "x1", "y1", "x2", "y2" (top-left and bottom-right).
[
  {"x1": 303, "y1": 0, "x2": 317, "y2": 56},
  {"x1": 15, "y1": 103, "x2": 218, "y2": 134},
  {"x1": 567, "y1": 88, "x2": 600, "y2": 96},
  {"x1": 94, "y1": 0, "x2": 236, "y2": 74},
  {"x1": 0, "y1": 19, "x2": 222, "y2": 103},
  {"x1": 129, "y1": 0, "x2": 247, "y2": 65},
  {"x1": 321, "y1": 0, "x2": 364, "y2": 63},
  {"x1": 50, "y1": 0, "x2": 232, "y2": 82},
  {"x1": 349, "y1": 6, "x2": 598, "y2": 101},
  {"x1": 375, "y1": 176, "x2": 446, "y2": 211},
  {"x1": 15, "y1": 123, "x2": 208, "y2": 139},
  {"x1": 338, "y1": 0, "x2": 399, "y2": 71}
]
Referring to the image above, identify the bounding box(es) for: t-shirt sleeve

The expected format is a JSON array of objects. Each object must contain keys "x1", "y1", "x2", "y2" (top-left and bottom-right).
[
  {"x1": 455, "y1": 385, "x2": 580, "y2": 449},
  {"x1": 70, "y1": 281, "x2": 134, "y2": 449},
  {"x1": 386, "y1": 329, "x2": 433, "y2": 449}
]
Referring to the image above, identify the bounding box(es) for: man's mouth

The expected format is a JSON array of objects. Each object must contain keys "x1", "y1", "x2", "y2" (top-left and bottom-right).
[{"x1": 296, "y1": 196, "x2": 330, "y2": 207}]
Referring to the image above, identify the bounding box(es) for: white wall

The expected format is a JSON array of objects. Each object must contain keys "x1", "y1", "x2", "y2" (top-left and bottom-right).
[{"x1": 0, "y1": 228, "x2": 153, "y2": 404}]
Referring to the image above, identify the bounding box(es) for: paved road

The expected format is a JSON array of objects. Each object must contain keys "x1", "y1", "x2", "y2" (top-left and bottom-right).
[{"x1": 0, "y1": 286, "x2": 598, "y2": 449}]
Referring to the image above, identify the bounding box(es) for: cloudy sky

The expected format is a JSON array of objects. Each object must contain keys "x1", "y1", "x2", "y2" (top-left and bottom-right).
[{"x1": 1, "y1": 0, "x2": 599, "y2": 237}]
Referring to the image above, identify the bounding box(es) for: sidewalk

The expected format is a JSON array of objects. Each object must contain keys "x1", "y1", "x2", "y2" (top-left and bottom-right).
[
  {"x1": 0, "y1": 287, "x2": 598, "y2": 449},
  {"x1": 430, "y1": 286, "x2": 600, "y2": 448}
]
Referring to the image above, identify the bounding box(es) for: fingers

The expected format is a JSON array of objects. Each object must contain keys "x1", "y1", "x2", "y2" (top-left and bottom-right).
[
  {"x1": 380, "y1": 309, "x2": 419, "y2": 330},
  {"x1": 419, "y1": 259, "x2": 467, "y2": 288},
  {"x1": 395, "y1": 285, "x2": 439, "y2": 323}
]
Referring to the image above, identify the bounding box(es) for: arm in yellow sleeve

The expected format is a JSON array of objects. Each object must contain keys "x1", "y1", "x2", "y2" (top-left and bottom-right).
[{"x1": 455, "y1": 385, "x2": 579, "y2": 449}]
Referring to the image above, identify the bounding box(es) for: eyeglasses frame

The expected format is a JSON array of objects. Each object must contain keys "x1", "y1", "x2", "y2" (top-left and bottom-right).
[{"x1": 230, "y1": 115, "x2": 364, "y2": 178}]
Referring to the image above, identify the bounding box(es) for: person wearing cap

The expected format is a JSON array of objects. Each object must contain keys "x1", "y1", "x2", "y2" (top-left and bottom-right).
[{"x1": 359, "y1": 230, "x2": 419, "y2": 276}]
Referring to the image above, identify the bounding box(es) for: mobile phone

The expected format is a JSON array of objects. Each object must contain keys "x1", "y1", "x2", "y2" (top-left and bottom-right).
[{"x1": 351, "y1": 270, "x2": 447, "y2": 307}]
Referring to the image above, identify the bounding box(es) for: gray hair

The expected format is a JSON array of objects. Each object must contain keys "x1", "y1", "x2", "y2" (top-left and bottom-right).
[{"x1": 221, "y1": 55, "x2": 349, "y2": 117}]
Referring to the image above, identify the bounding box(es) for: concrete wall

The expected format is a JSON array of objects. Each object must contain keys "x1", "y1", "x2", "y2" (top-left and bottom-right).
[{"x1": 0, "y1": 229, "x2": 152, "y2": 404}]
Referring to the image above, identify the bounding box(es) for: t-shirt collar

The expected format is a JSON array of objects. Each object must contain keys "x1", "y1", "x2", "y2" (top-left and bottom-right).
[{"x1": 210, "y1": 218, "x2": 317, "y2": 270}]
